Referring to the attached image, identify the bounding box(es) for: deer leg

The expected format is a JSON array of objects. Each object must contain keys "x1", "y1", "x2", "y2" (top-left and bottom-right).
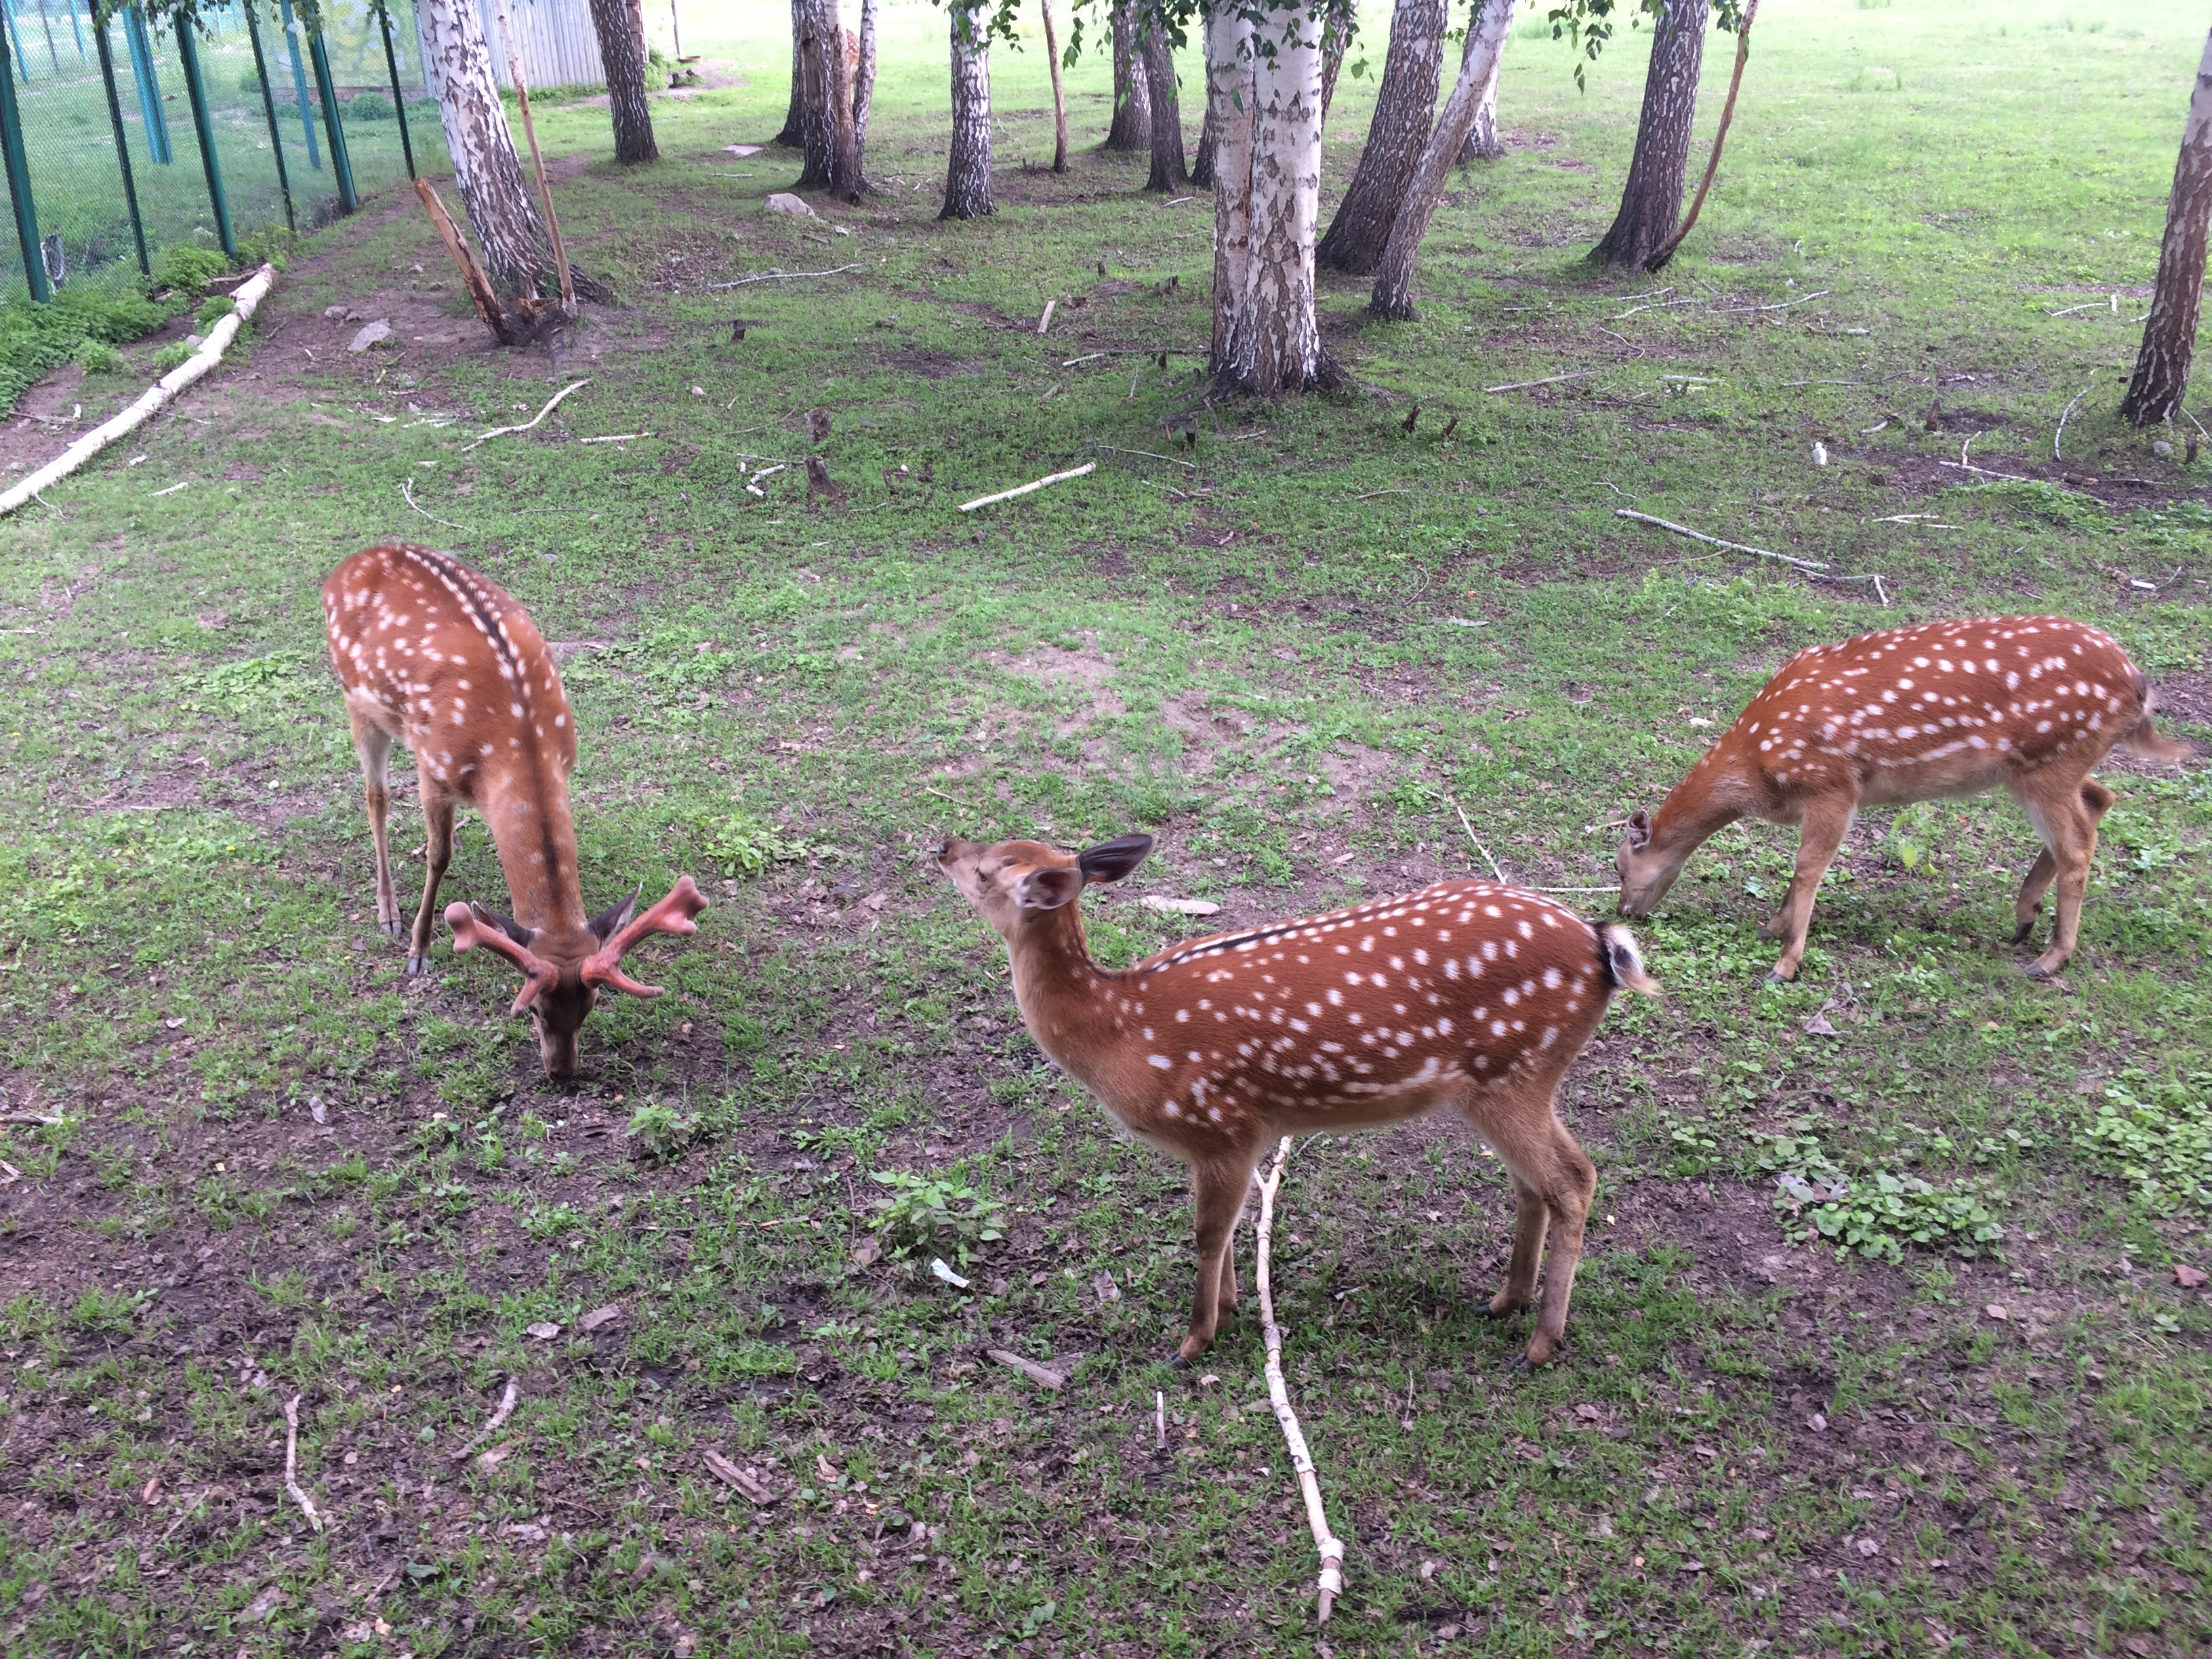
[
  {"x1": 1216, "y1": 1183, "x2": 1248, "y2": 1317},
  {"x1": 1177, "y1": 1155, "x2": 1255, "y2": 1366},
  {"x1": 405, "y1": 788, "x2": 457, "y2": 976},
  {"x1": 1765, "y1": 796, "x2": 1855, "y2": 983},
  {"x1": 2012, "y1": 847, "x2": 2057, "y2": 943},
  {"x1": 1479, "y1": 1093, "x2": 1599, "y2": 1368},
  {"x1": 1482, "y1": 1173, "x2": 1548, "y2": 1320},
  {"x1": 347, "y1": 709, "x2": 400, "y2": 939},
  {"x1": 1525, "y1": 1120, "x2": 1598, "y2": 1368},
  {"x1": 2023, "y1": 779, "x2": 2106, "y2": 979}
]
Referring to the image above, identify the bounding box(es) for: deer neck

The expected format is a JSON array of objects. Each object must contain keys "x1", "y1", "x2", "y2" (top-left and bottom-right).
[
  {"x1": 478, "y1": 769, "x2": 588, "y2": 937},
  {"x1": 1005, "y1": 902, "x2": 1118, "y2": 1091},
  {"x1": 1652, "y1": 757, "x2": 1747, "y2": 858}
]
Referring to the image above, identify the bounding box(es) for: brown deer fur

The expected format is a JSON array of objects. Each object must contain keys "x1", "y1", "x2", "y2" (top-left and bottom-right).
[
  {"x1": 937, "y1": 834, "x2": 1659, "y2": 1367},
  {"x1": 323, "y1": 545, "x2": 705, "y2": 1077},
  {"x1": 1618, "y1": 615, "x2": 2190, "y2": 981}
]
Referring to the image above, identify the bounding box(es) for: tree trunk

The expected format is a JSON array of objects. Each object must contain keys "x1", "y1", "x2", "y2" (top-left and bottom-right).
[
  {"x1": 1370, "y1": 0, "x2": 1512, "y2": 320},
  {"x1": 586, "y1": 0, "x2": 657, "y2": 163},
  {"x1": 1204, "y1": 2, "x2": 1255, "y2": 371},
  {"x1": 1316, "y1": 0, "x2": 1441, "y2": 275},
  {"x1": 853, "y1": 0, "x2": 878, "y2": 153},
  {"x1": 797, "y1": 0, "x2": 861, "y2": 199},
  {"x1": 1218, "y1": 3, "x2": 1334, "y2": 394},
  {"x1": 1590, "y1": 0, "x2": 1708, "y2": 270},
  {"x1": 777, "y1": 0, "x2": 804, "y2": 145},
  {"x1": 418, "y1": 0, "x2": 549, "y2": 300},
  {"x1": 1040, "y1": 0, "x2": 1067, "y2": 172},
  {"x1": 2122, "y1": 29, "x2": 2212, "y2": 426},
  {"x1": 1458, "y1": 16, "x2": 1507, "y2": 163},
  {"x1": 1319, "y1": 0, "x2": 1353, "y2": 125},
  {"x1": 1142, "y1": 26, "x2": 1187, "y2": 191},
  {"x1": 942, "y1": 2, "x2": 994, "y2": 219},
  {"x1": 1191, "y1": 100, "x2": 1219, "y2": 188},
  {"x1": 1107, "y1": 0, "x2": 1151, "y2": 150}
]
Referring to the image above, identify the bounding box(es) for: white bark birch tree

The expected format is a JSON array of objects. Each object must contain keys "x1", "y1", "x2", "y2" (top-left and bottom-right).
[
  {"x1": 1317, "y1": 0, "x2": 1443, "y2": 274},
  {"x1": 417, "y1": 0, "x2": 550, "y2": 300},
  {"x1": 1458, "y1": 14, "x2": 1508, "y2": 162},
  {"x1": 1371, "y1": 0, "x2": 1512, "y2": 319},
  {"x1": 855, "y1": 0, "x2": 880, "y2": 154},
  {"x1": 943, "y1": 1, "x2": 996, "y2": 218},
  {"x1": 2123, "y1": 26, "x2": 2212, "y2": 427}
]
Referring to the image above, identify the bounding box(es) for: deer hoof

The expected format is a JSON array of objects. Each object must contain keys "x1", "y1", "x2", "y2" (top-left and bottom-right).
[
  {"x1": 382, "y1": 920, "x2": 403, "y2": 939},
  {"x1": 2011, "y1": 921, "x2": 2035, "y2": 945},
  {"x1": 1762, "y1": 966, "x2": 1797, "y2": 985},
  {"x1": 406, "y1": 955, "x2": 430, "y2": 976},
  {"x1": 1506, "y1": 1353, "x2": 1538, "y2": 1373},
  {"x1": 2020, "y1": 960, "x2": 2052, "y2": 981},
  {"x1": 1164, "y1": 1349, "x2": 1192, "y2": 1370},
  {"x1": 1475, "y1": 1296, "x2": 1519, "y2": 1320}
]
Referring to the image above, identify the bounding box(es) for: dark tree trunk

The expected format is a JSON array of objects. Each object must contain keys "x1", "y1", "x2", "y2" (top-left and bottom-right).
[
  {"x1": 796, "y1": 0, "x2": 860, "y2": 198},
  {"x1": 1590, "y1": 0, "x2": 1708, "y2": 270},
  {"x1": 777, "y1": 0, "x2": 804, "y2": 145},
  {"x1": 1142, "y1": 26, "x2": 1187, "y2": 191},
  {"x1": 853, "y1": 0, "x2": 878, "y2": 152},
  {"x1": 1107, "y1": 0, "x2": 1151, "y2": 150},
  {"x1": 2122, "y1": 28, "x2": 2212, "y2": 426},
  {"x1": 1458, "y1": 18, "x2": 1506, "y2": 163},
  {"x1": 586, "y1": 0, "x2": 657, "y2": 163},
  {"x1": 1317, "y1": 0, "x2": 1443, "y2": 275},
  {"x1": 942, "y1": 1, "x2": 994, "y2": 219},
  {"x1": 1371, "y1": 0, "x2": 1512, "y2": 320},
  {"x1": 1191, "y1": 99, "x2": 1218, "y2": 188},
  {"x1": 1319, "y1": 1, "x2": 1353, "y2": 125}
]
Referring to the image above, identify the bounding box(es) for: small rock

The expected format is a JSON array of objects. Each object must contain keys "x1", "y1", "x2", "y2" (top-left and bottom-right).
[
  {"x1": 308, "y1": 1095, "x2": 327, "y2": 1124},
  {"x1": 526, "y1": 1321, "x2": 561, "y2": 1340},
  {"x1": 1984, "y1": 1303, "x2": 2008, "y2": 1321},
  {"x1": 323, "y1": 304, "x2": 350, "y2": 321},
  {"x1": 348, "y1": 319, "x2": 392, "y2": 353},
  {"x1": 1812, "y1": 441, "x2": 1829, "y2": 467},
  {"x1": 2153, "y1": 439, "x2": 2174, "y2": 457},
  {"x1": 578, "y1": 1303, "x2": 623, "y2": 1332},
  {"x1": 2175, "y1": 1263, "x2": 2209, "y2": 1288},
  {"x1": 763, "y1": 192, "x2": 819, "y2": 220},
  {"x1": 1856, "y1": 1537, "x2": 1881, "y2": 1558},
  {"x1": 1092, "y1": 1270, "x2": 1121, "y2": 1305},
  {"x1": 1141, "y1": 896, "x2": 1222, "y2": 916}
]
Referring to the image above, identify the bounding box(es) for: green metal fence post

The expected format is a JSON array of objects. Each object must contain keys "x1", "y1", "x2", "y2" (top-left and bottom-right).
[
  {"x1": 306, "y1": 18, "x2": 354, "y2": 211},
  {"x1": 3, "y1": 0, "x2": 30, "y2": 89},
  {"x1": 124, "y1": 7, "x2": 171, "y2": 165},
  {"x1": 0, "y1": 12, "x2": 44, "y2": 300},
  {"x1": 377, "y1": 1, "x2": 414, "y2": 179},
  {"x1": 172, "y1": 14, "x2": 236, "y2": 256},
  {"x1": 92, "y1": 12, "x2": 150, "y2": 273},
  {"x1": 242, "y1": 0, "x2": 296, "y2": 233},
  {"x1": 277, "y1": 0, "x2": 319, "y2": 171}
]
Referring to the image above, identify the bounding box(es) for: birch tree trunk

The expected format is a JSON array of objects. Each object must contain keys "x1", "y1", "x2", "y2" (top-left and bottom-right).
[
  {"x1": 1590, "y1": 0, "x2": 1708, "y2": 270},
  {"x1": 2122, "y1": 27, "x2": 2212, "y2": 427},
  {"x1": 1221, "y1": 3, "x2": 1333, "y2": 394},
  {"x1": 1316, "y1": 0, "x2": 1441, "y2": 274},
  {"x1": 1107, "y1": 0, "x2": 1151, "y2": 150},
  {"x1": 942, "y1": 2, "x2": 995, "y2": 219},
  {"x1": 1318, "y1": 0, "x2": 1352, "y2": 125},
  {"x1": 1143, "y1": 26, "x2": 1188, "y2": 191},
  {"x1": 1040, "y1": 0, "x2": 1067, "y2": 172},
  {"x1": 418, "y1": 0, "x2": 549, "y2": 300},
  {"x1": 853, "y1": 0, "x2": 878, "y2": 152},
  {"x1": 1205, "y1": 2, "x2": 1256, "y2": 370},
  {"x1": 1370, "y1": 0, "x2": 1512, "y2": 319},
  {"x1": 778, "y1": 0, "x2": 804, "y2": 144},
  {"x1": 586, "y1": 0, "x2": 658, "y2": 164},
  {"x1": 1458, "y1": 16, "x2": 1507, "y2": 162}
]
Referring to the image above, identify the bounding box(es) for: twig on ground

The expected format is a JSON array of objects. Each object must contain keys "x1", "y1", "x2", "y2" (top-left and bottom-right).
[
  {"x1": 1084, "y1": 443, "x2": 1197, "y2": 473},
  {"x1": 705, "y1": 264, "x2": 862, "y2": 290},
  {"x1": 2046, "y1": 301, "x2": 2105, "y2": 318},
  {"x1": 464, "y1": 380, "x2": 589, "y2": 451},
  {"x1": 1936, "y1": 458, "x2": 2041, "y2": 485},
  {"x1": 282, "y1": 1394, "x2": 323, "y2": 1533},
  {"x1": 1, "y1": 1113, "x2": 64, "y2": 1126},
  {"x1": 1162, "y1": 195, "x2": 1195, "y2": 207},
  {"x1": 1451, "y1": 800, "x2": 1507, "y2": 884},
  {"x1": 401, "y1": 478, "x2": 470, "y2": 533},
  {"x1": 450, "y1": 1378, "x2": 520, "y2": 1463},
  {"x1": 1719, "y1": 288, "x2": 1830, "y2": 314},
  {"x1": 2054, "y1": 385, "x2": 2091, "y2": 461},
  {"x1": 702, "y1": 1450, "x2": 777, "y2": 1504},
  {"x1": 1037, "y1": 300, "x2": 1056, "y2": 335},
  {"x1": 1485, "y1": 371, "x2": 1593, "y2": 394},
  {"x1": 1612, "y1": 508, "x2": 1829, "y2": 573},
  {"x1": 958, "y1": 462, "x2": 1096, "y2": 513},
  {"x1": 579, "y1": 431, "x2": 653, "y2": 445},
  {"x1": 1614, "y1": 296, "x2": 1700, "y2": 321},
  {"x1": 987, "y1": 1349, "x2": 1068, "y2": 1392},
  {"x1": 1350, "y1": 488, "x2": 1415, "y2": 501},
  {"x1": 1255, "y1": 1138, "x2": 1346, "y2": 1623},
  {"x1": 1154, "y1": 1389, "x2": 1168, "y2": 1451}
]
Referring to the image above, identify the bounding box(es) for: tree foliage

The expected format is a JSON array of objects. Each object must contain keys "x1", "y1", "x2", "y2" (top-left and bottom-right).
[{"x1": 1545, "y1": 0, "x2": 1748, "y2": 90}]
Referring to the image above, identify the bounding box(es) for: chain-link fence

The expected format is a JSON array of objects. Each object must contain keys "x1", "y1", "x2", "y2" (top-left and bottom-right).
[{"x1": 0, "y1": 0, "x2": 447, "y2": 300}]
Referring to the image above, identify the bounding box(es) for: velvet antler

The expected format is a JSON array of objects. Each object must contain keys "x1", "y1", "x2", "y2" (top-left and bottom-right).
[
  {"x1": 446, "y1": 901, "x2": 561, "y2": 1016},
  {"x1": 580, "y1": 876, "x2": 708, "y2": 998}
]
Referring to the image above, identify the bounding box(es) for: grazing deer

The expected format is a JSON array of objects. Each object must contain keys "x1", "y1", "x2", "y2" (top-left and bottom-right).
[
  {"x1": 323, "y1": 545, "x2": 705, "y2": 1078},
  {"x1": 1616, "y1": 616, "x2": 2190, "y2": 982},
  {"x1": 936, "y1": 834, "x2": 1658, "y2": 1368}
]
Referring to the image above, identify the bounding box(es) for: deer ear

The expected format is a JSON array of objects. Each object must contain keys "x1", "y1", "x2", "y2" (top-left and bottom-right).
[
  {"x1": 1016, "y1": 865, "x2": 1084, "y2": 911},
  {"x1": 1626, "y1": 810, "x2": 1652, "y2": 851},
  {"x1": 588, "y1": 884, "x2": 642, "y2": 943},
  {"x1": 1076, "y1": 833, "x2": 1154, "y2": 884}
]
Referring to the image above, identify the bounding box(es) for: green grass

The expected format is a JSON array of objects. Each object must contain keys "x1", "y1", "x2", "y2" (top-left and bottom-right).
[{"x1": 1, "y1": 1, "x2": 2209, "y2": 1655}]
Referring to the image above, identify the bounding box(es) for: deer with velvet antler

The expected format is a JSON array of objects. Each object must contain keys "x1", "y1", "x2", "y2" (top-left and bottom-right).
[{"x1": 323, "y1": 545, "x2": 705, "y2": 1077}]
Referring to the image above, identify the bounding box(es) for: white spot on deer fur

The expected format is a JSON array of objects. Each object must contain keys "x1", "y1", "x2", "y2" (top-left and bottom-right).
[{"x1": 1148, "y1": 1054, "x2": 1171, "y2": 1069}]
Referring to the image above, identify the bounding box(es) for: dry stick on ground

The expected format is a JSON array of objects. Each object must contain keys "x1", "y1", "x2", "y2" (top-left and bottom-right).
[
  {"x1": 464, "y1": 381, "x2": 591, "y2": 451},
  {"x1": 986, "y1": 1349, "x2": 1068, "y2": 1391},
  {"x1": 2055, "y1": 384, "x2": 2092, "y2": 460},
  {"x1": 958, "y1": 461, "x2": 1097, "y2": 512},
  {"x1": 1451, "y1": 799, "x2": 1507, "y2": 882},
  {"x1": 1254, "y1": 1138, "x2": 1346, "y2": 1622},
  {"x1": 1484, "y1": 371, "x2": 1594, "y2": 394},
  {"x1": 706, "y1": 264, "x2": 863, "y2": 289},
  {"x1": 1645, "y1": 0, "x2": 1761, "y2": 273},
  {"x1": 450, "y1": 1378, "x2": 521, "y2": 1463},
  {"x1": 402, "y1": 478, "x2": 471, "y2": 533},
  {"x1": 1613, "y1": 508, "x2": 1828, "y2": 573},
  {"x1": 1153, "y1": 1390, "x2": 1167, "y2": 1450},
  {"x1": 282, "y1": 1394, "x2": 323, "y2": 1533},
  {"x1": 492, "y1": 0, "x2": 574, "y2": 312}
]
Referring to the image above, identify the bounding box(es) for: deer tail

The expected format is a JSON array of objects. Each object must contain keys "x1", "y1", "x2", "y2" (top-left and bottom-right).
[
  {"x1": 1597, "y1": 923, "x2": 1661, "y2": 998},
  {"x1": 2122, "y1": 676, "x2": 2193, "y2": 762}
]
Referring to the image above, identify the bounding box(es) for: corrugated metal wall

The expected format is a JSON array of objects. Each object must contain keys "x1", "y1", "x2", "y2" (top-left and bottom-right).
[{"x1": 412, "y1": 0, "x2": 607, "y2": 95}]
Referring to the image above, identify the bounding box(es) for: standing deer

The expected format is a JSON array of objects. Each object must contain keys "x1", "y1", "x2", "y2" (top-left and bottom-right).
[
  {"x1": 936, "y1": 833, "x2": 1658, "y2": 1368},
  {"x1": 323, "y1": 544, "x2": 705, "y2": 1078},
  {"x1": 1616, "y1": 616, "x2": 2190, "y2": 982}
]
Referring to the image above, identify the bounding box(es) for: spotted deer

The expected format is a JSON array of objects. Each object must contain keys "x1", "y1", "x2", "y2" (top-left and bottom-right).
[
  {"x1": 1617, "y1": 615, "x2": 2190, "y2": 982},
  {"x1": 323, "y1": 545, "x2": 705, "y2": 1078},
  {"x1": 936, "y1": 834, "x2": 1658, "y2": 1368}
]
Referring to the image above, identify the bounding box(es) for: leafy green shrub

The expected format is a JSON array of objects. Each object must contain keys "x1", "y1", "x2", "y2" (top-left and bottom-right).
[
  {"x1": 870, "y1": 1170, "x2": 1006, "y2": 1264},
  {"x1": 347, "y1": 92, "x2": 395, "y2": 121},
  {"x1": 73, "y1": 340, "x2": 121, "y2": 374},
  {"x1": 195, "y1": 295, "x2": 236, "y2": 327},
  {"x1": 151, "y1": 342, "x2": 194, "y2": 373},
  {"x1": 1777, "y1": 1170, "x2": 2004, "y2": 1264},
  {"x1": 627, "y1": 1101, "x2": 699, "y2": 1164},
  {"x1": 0, "y1": 285, "x2": 171, "y2": 416},
  {"x1": 2081, "y1": 1073, "x2": 2211, "y2": 1215},
  {"x1": 152, "y1": 245, "x2": 232, "y2": 298},
  {"x1": 695, "y1": 804, "x2": 816, "y2": 878}
]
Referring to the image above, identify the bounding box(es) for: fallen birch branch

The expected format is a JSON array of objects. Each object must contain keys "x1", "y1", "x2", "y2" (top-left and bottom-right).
[
  {"x1": 450, "y1": 1378, "x2": 520, "y2": 1463},
  {"x1": 579, "y1": 431, "x2": 653, "y2": 445},
  {"x1": 282, "y1": 1393, "x2": 323, "y2": 1533},
  {"x1": 2054, "y1": 385, "x2": 2090, "y2": 461},
  {"x1": 706, "y1": 264, "x2": 863, "y2": 290},
  {"x1": 402, "y1": 478, "x2": 470, "y2": 533},
  {"x1": 0, "y1": 264, "x2": 274, "y2": 518},
  {"x1": 1719, "y1": 288, "x2": 1830, "y2": 314},
  {"x1": 702, "y1": 1449, "x2": 777, "y2": 1504},
  {"x1": 1255, "y1": 1136, "x2": 1345, "y2": 1623},
  {"x1": 1484, "y1": 371, "x2": 1593, "y2": 394},
  {"x1": 1037, "y1": 299, "x2": 1057, "y2": 335},
  {"x1": 1451, "y1": 799, "x2": 1507, "y2": 884},
  {"x1": 1613, "y1": 508, "x2": 1829, "y2": 574},
  {"x1": 958, "y1": 461, "x2": 1095, "y2": 512},
  {"x1": 464, "y1": 380, "x2": 590, "y2": 451},
  {"x1": 985, "y1": 1348, "x2": 1067, "y2": 1391}
]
